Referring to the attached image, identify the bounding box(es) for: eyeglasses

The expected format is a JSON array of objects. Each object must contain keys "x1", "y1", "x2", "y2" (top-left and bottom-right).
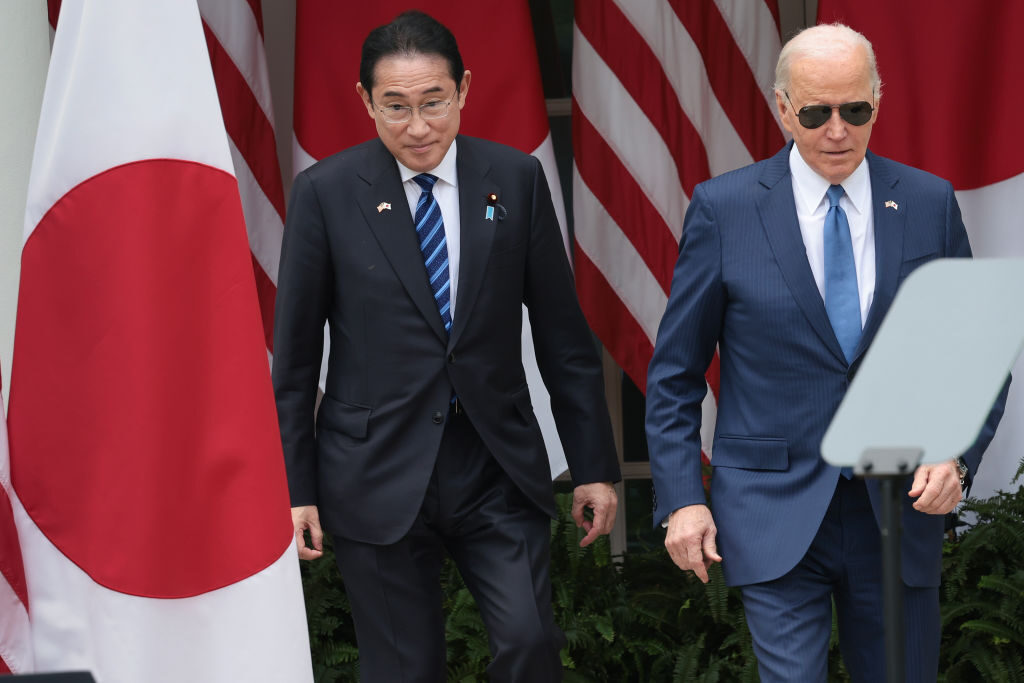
[
  {"x1": 785, "y1": 92, "x2": 874, "y2": 129},
  {"x1": 374, "y1": 94, "x2": 456, "y2": 124}
]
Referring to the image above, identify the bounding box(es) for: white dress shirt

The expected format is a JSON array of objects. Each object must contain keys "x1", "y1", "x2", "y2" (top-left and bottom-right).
[
  {"x1": 398, "y1": 140, "x2": 461, "y2": 322},
  {"x1": 788, "y1": 145, "x2": 876, "y2": 326}
]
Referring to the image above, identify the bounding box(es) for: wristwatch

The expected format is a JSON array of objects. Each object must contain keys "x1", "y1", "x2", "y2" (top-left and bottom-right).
[{"x1": 955, "y1": 457, "x2": 969, "y2": 489}]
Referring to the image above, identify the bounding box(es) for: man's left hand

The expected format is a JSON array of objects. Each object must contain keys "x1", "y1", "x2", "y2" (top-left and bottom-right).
[
  {"x1": 572, "y1": 482, "x2": 618, "y2": 548},
  {"x1": 908, "y1": 459, "x2": 963, "y2": 515}
]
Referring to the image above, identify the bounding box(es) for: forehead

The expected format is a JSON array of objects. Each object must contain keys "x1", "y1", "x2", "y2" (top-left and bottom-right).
[
  {"x1": 371, "y1": 53, "x2": 456, "y2": 99},
  {"x1": 788, "y1": 46, "x2": 872, "y2": 102}
]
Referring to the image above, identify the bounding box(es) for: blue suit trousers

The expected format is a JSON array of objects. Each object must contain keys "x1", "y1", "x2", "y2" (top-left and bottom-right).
[{"x1": 740, "y1": 477, "x2": 939, "y2": 682}]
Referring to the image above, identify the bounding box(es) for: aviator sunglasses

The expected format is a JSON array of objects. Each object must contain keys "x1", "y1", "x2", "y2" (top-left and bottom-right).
[{"x1": 785, "y1": 92, "x2": 875, "y2": 129}]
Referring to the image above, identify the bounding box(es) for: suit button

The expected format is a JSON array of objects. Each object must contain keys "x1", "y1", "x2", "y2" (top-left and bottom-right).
[
  {"x1": 448, "y1": 352, "x2": 456, "y2": 364},
  {"x1": 432, "y1": 411, "x2": 444, "y2": 424}
]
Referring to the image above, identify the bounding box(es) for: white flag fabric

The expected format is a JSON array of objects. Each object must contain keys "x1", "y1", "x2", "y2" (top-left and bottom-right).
[
  {"x1": 8, "y1": 2, "x2": 312, "y2": 681},
  {"x1": 817, "y1": 0, "x2": 1024, "y2": 497},
  {"x1": 293, "y1": 0, "x2": 572, "y2": 477}
]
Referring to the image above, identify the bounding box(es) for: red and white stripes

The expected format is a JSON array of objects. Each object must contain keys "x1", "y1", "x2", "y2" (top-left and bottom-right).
[
  {"x1": 198, "y1": 0, "x2": 284, "y2": 355},
  {"x1": 573, "y1": 0, "x2": 783, "y2": 406}
]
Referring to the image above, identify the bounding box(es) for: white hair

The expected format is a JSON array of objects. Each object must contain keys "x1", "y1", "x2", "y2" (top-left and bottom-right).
[{"x1": 774, "y1": 23, "x2": 882, "y2": 98}]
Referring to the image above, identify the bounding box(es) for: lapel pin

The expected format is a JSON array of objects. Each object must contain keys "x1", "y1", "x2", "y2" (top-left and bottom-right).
[
  {"x1": 485, "y1": 193, "x2": 498, "y2": 221},
  {"x1": 485, "y1": 193, "x2": 507, "y2": 221},
  {"x1": 884, "y1": 200, "x2": 898, "y2": 211},
  {"x1": 376, "y1": 202, "x2": 391, "y2": 213}
]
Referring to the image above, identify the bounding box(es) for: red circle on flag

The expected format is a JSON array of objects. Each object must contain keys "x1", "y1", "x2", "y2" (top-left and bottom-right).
[{"x1": 9, "y1": 160, "x2": 293, "y2": 598}]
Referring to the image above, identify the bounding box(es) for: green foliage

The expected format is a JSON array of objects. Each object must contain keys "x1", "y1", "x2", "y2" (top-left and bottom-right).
[
  {"x1": 939, "y1": 459, "x2": 1024, "y2": 683},
  {"x1": 299, "y1": 536, "x2": 360, "y2": 682},
  {"x1": 301, "y1": 475, "x2": 1024, "y2": 682}
]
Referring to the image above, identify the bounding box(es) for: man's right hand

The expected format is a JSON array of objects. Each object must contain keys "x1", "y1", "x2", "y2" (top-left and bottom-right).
[
  {"x1": 292, "y1": 505, "x2": 324, "y2": 561},
  {"x1": 664, "y1": 504, "x2": 722, "y2": 583}
]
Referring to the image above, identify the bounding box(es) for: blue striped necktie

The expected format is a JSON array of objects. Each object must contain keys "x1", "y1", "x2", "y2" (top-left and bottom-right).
[
  {"x1": 413, "y1": 173, "x2": 452, "y2": 334},
  {"x1": 824, "y1": 184, "x2": 861, "y2": 363}
]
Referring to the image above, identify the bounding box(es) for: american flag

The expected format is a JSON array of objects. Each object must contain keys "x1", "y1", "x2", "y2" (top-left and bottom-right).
[
  {"x1": 572, "y1": 0, "x2": 785, "y2": 459},
  {"x1": 197, "y1": 0, "x2": 284, "y2": 357}
]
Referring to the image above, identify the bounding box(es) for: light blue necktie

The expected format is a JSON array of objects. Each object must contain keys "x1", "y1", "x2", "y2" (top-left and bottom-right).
[
  {"x1": 413, "y1": 174, "x2": 452, "y2": 334},
  {"x1": 824, "y1": 185, "x2": 861, "y2": 363},
  {"x1": 825, "y1": 185, "x2": 860, "y2": 479}
]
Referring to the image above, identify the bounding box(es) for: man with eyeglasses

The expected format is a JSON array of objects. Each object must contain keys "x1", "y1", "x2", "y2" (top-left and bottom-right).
[
  {"x1": 272, "y1": 10, "x2": 620, "y2": 682},
  {"x1": 646, "y1": 22, "x2": 1006, "y2": 682}
]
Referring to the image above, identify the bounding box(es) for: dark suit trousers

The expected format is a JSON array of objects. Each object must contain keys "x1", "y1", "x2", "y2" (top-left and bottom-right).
[
  {"x1": 740, "y1": 477, "x2": 940, "y2": 683},
  {"x1": 332, "y1": 406, "x2": 564, "y2": 683}
]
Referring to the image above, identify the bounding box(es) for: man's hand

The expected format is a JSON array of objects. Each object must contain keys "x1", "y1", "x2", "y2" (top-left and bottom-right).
[
  {"x1": 909, "y1": 459, "x2": 963, "y2": 515},
  {"x1": 665, "y1": 504, "x2": 722, "y2": 583},
  {"x1": 292, "y1": 505, "x2": 324, "y2": 560},
  {"x1": 571, "y1": 482, "x2": 618, "y2": 548}
]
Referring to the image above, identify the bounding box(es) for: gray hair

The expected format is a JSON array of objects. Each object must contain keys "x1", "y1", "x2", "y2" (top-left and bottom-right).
[{"x1": 774, "y1": 23, "x2": 882, "y2": 98}]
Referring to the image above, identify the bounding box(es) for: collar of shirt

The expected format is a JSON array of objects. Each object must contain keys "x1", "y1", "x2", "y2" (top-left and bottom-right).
[
  {"x1": 788, "y1": 144, "x2": 870, "y2": 217},
  {"x1": 787, "y1": 144, "x2": 876, "y2": 327},
  {"x1": 397, "y1": 139, "x2": 459, "y2": 190}
]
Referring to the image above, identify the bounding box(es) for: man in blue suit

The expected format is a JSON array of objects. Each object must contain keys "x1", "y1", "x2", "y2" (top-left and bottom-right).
[{"x1": 646, "y1": 23, "x2": 1007, "y2": 682}]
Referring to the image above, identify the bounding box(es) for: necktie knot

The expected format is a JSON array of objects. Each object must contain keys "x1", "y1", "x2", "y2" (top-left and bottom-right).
[
  {"x1": 827, "y1": 184, "x2": 844, "y2": 208},
  {"x1": 413, "y1": 173, "x2": 438, "y2": 193}
]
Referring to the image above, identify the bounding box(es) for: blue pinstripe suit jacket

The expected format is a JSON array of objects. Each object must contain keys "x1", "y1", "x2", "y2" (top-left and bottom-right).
[{"x1": 646, "y1": 142, "x2": 1006, "y2": 587}]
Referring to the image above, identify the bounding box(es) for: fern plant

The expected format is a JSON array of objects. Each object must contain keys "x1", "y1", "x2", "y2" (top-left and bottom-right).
[
  {"x1": 939, "y1": 459, "x2": 1024, "y2": 683},
  {"x1": 295, "y1": 476, "x2": 1024, "y2": 682}
]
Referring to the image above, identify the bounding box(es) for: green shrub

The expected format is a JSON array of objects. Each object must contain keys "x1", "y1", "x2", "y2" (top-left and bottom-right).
[
  {"x1": 301, "y1": 468, "x2": 1024, "y2": 682},
  {"x1": 939, "y1": 459, "x2": 1024, "y2": 683}
]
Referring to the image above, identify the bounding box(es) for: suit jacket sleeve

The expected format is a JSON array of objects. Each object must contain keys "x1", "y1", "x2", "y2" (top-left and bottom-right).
[
  {"x1": 645, "y1": 183, "x2": 724, "y2": 523},
  {"x1": 521, "y1": 156, "x2": 620, "y2": 486},
  {"x1": 272, "y1": 170, "x2": 333, "y2": 507}
]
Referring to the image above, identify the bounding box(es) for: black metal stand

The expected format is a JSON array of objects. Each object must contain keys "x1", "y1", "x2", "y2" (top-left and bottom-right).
[
  {"x1": 858, "y1": 447, "x2": 922, "y2": 683},
  {"x1": 878, "y1": 476, "x2": 905, "y2": 683}
]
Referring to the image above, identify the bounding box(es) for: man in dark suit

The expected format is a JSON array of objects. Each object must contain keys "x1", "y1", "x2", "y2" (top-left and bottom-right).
[
  {"x1": 645, "y1": 23, "x2": 1007, "y2": 682},
  {"x1": 272, "y1": 10, "x2": 620, "y2": 683}
]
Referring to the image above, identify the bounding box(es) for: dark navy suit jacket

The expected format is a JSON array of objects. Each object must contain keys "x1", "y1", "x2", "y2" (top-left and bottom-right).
[
  {"x1": 646, "y1": 142, "x2": 1007, "y2": 587},
  {"x1": 273, "y1": 135, "x2": 620, "y2": 545}
]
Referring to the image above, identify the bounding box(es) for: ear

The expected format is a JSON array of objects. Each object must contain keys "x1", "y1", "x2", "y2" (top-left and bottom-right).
[
  {"x1": 356, "y1": 82, "x2": 376, "y2": 121},
  {"x1": 456, "y1": 70, "x2": 471, "y2": 111},
  {"x1": 776, "y1": 90, "x2": 795, "y2": 135}
]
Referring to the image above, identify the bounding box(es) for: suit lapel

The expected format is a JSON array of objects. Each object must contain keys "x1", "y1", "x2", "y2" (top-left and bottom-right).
[
  {"x1": 756, "y1": 145, "x2": 848, "y2": 364},
  {"x1": 856, "y1": 151, "x2": 905, "y2": 358},
  {"x1": 448, "y1": 138, "x2": 498, "y2": 349},
  {"x1": 357, "y1": 140, "x2": 448, "y2": 344}
]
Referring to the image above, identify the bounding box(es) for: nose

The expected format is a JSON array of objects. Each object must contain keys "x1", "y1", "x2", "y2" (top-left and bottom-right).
[
  {"x1": 824, "y1": 107, "x2": 847, "y2": 139},
  {"x1": 406, "y1": 108, "x2": 430, "y2": 137}
]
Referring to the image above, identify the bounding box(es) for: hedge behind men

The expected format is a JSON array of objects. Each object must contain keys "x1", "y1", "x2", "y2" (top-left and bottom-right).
[
  {"x1": 272, "y1": 11, "x2": 620, "y2": 682},
  {"x1": 646, "y1": 24, "x2": 1007, "y2": 682}
]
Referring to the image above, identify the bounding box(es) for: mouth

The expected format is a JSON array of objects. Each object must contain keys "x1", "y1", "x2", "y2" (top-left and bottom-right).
[{"x1": 408, "y1": 142, "x2": 435, "y2": 154}]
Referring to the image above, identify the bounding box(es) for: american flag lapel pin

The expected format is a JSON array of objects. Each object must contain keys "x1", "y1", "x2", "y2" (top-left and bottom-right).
[
  {"x1": 377, "y1": 202, "x2": 391, "y2": 213},
  {"x1": 884, "y1": 200, "x2": 898, "y2": 211}
]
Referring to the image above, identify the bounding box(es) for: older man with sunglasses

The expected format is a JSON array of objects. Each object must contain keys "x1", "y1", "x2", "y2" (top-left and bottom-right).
[{"x1": 646, "y1": 23, "x2": 1007, "y2": 682}]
